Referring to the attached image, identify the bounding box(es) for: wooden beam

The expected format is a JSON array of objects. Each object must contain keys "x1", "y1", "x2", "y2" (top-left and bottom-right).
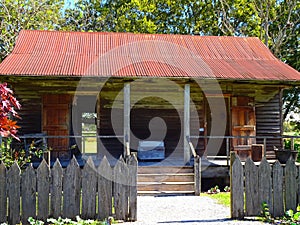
[
  {"x1": 124, "y1": 83, "x2": 130, "y2": 157},
  {"x1": 184, "y1": 84, "x2": 190, "y2": 164}
]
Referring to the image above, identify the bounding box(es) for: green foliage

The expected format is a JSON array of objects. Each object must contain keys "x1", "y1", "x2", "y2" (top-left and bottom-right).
[
  {"x1": 207, "y1": 185, "x2": 221, "y2": 194},
  {"x1": 0, "y1": 0, "x2": 65, "y2": 62},
  {"x1": 261, "y1": 203, "x2": 300, "y2": 224},
  {"x1": 224, "y1": 186, "x2": 230, "y2": 192},
  {"x1": 261, "y1": 202, "x2": 272, "y2": 223},
  {"x1": 28, "y1": 216, "x2": 113, "y2": 225},
  {"x1": 0, "y1": 137, "x2": 46, "y2": 169},
  {"x1": 28, "y1": 216, "x2": 44, "y2": 225},
  {"x1": 0, "y1": 0, "x2": 299, "y2": 122}
]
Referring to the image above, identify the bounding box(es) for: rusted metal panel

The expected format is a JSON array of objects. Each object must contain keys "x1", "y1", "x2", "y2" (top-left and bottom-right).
[{"x1": 0, "y1": 30, "x2": 299, "y2": 81}]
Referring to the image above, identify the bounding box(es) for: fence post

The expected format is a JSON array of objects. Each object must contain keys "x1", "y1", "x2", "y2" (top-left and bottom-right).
[
  {"x1": 7, "y1": 162, "x2": 21, "y2": 225},
  {"x1": 51, "y1": 159, "x2": 63, "y2": 218},
  {"x1": 127, "y1": 154, "x2": 137, "y2": 221},
  {"x1": 230, "y1": 152, "x2": 244, "y2": 219},
  {"x1": 82, "y1": 157, "x2": 97, "y2": 220},
  {"x1": 19, "y1": 166, "x2": 34, "y2": 222},
  {"x1": 194, "y1": 155, "x2": 201, "y2": 196},
  {"x1": 258, "y1": 158, "x2": 273, "y2": 215},
  {"x1": 0, "y1": 163, "x2": 6, "y2": 223},
  {"x1": 63, "y1": 157, "x2": 81, "y2": 219},
  {"x1": 226, "y1": 138, "x2": 230, "y2": 166},
  {"x1": 273, "y1": 161, "x2": 284, "y2": 217},
  {"x1": 114, "y1": 156, "x2": 129, "y2": 221},
  {"x1": 285, "y1": 159, "x2": 297, "y2": 212},
  {"x1": 98, "y1": 156, "x2": 113, "y2": 220},
  {"x1": 245, "y1": 158, "x2": 259, "y2": 216},
  {"x1": 37, "y1": 160, "x2": 50, "y2": 221}
]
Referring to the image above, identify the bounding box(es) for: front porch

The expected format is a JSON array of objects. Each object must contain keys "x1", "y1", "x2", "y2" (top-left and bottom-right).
[
  {"x1": 14, "y1": 134, "x2": 299, "y2": 193},
  {"x1": 16, "y1": 133, "x2": 299, "y2": 167}
]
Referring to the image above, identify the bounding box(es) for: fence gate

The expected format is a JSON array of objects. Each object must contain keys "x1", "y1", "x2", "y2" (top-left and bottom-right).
[{"x1": 230, "y1": 152, "x2": 299, "y2": 219}]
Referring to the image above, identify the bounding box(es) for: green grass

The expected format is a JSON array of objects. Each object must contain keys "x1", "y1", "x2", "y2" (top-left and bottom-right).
[
  {"x1": 202, "y1": 192, "x2": 230, "y2": 207},
  {"x1": 82, "y1": 138, "x2": 97, "y2": 154}
]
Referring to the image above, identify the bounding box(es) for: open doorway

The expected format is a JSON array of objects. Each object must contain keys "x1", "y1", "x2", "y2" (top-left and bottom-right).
[
  {"x1": 81, "y1": 112, "x2": 97, "y2": 155},
  {"x1": 71, "y1": 95, "x2": 98, "y2": 157}
]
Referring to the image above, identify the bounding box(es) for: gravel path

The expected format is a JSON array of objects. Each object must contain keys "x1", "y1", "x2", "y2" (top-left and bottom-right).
[{"x1": 123, "y1": 196, "x2": 269, "y2": 225}]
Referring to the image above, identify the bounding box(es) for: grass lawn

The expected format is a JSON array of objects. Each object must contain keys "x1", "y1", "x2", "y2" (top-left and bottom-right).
[
  {"x1": 202, "y1": 192, "x2": 230, "y2": 207},
  {"x1": 82, "y1": 137, "x2": 97, "y2": 153}
]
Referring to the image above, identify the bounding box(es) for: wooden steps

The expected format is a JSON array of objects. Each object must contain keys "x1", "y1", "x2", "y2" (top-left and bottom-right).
[{"x1": 137, "y1": 166, "x2": 195, "y2": 195}]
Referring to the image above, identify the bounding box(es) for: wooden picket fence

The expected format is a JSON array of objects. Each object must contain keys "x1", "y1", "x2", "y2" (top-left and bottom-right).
[
  {"x1": 0, "y1": 154, "x2": 137, "y2": 225},
  {"x1": 230, "y1": 152, "x2": 299, "y2": 219}
]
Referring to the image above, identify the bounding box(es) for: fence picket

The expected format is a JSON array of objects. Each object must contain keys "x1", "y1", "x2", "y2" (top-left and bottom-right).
[
  {"x1": 63, "y1": 157, "x2": 81, "y2": 219},
  {"x1": 297, "y1": 166, "x2": 300, "y2": 212},
  {"x1": 245, "y1": 158, "x2": 259, "y2": 216},
  {"x1": 37, "y1": 160, "x2": 50, "y2": 221},
  {"x1": 0, "y1": 154, "x2": 137, "y2": 224},
  {"x1": 21, "y1": 164, "x2": 36, "y2": 224},
  {"x1": 114, "y1": 156, "x2": 129, "y2": 221},
  {"x1": 127, "y1": 154, "x2": 137, "y2": 221},
  {"x1": 51, "y1": 159, "x2": 63, "y2": 218},
  {"x1": 82, "y1": 157, "x2": 97, "y2": 220},
  {"x1": 231, "y1": 155, "x2": 244, "y2": 219},
  {"x1": 0, "y1": 163, "x2": 6, "y2": 223},
  {"x1": 285, "y1": 159, "x2": 297, "y2": 212},
  {"x1": 98, "y1": 156, "x2": 113, "y2": 220},
  {"x1": 258, "y1": 158, "x2": 273, "y2": 214},
  {"x1": 7, "y1": 163, "x2": 21, "y2": 225},
  {"x1": 273, "y1": 161, "x2": 284, "y2": 217}
]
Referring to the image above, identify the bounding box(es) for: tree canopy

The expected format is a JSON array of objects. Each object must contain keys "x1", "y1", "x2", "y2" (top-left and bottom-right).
[
  {"x1": 0, "y1": 0, "x2": 64, "y2": 61},
  {"x1": 0, "y1": 0, "x2": 299, "y2": 120}
]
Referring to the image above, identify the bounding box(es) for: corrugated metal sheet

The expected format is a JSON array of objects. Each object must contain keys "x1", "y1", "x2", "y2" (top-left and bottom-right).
[{"x1": 0, "y1": 30, "x2": 299, "y2": 81}]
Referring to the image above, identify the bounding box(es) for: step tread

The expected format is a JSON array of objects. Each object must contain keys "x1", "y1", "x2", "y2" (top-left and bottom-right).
[
  {"x1": 138, "y1": 190, "x2": 195, "y2": 195},
  {"x1": 138, "y1": 173, "x2": 194, "y2": 176},
  {"x1": 137, "y1": 166, "x2": 195, "y2": 195},
  {"x1": 138, "y1": 181, "x2": 194, "y2": 185}
]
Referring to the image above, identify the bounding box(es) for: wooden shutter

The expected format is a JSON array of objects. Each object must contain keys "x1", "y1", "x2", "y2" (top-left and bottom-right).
[
  {"x1": 231, "y1": 106, "x2": 256, "y2": 146},
  {"x1": 42, "y1": 95, "x2": 71, "y2": 152}
]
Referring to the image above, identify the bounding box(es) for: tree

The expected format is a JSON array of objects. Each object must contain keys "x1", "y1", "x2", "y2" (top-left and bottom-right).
[
  {"x1": 0, "y1": 83, "x2": 20, "y2": 140},
  {"x1": 1, "y1": 0, "x2": 299, "y2": 120},
  {"x1": 62, "y1": 0, "x2": 158, "y2": 33},
  {"x1": 217, "y1": 0, "x2": 299, "y2": 121},
  {"x1": 0, "y1": 0, "x2": 65, "y2": 62},
  {"x1": 0, "y1": 83, "x2": 46, "y2": 168}
]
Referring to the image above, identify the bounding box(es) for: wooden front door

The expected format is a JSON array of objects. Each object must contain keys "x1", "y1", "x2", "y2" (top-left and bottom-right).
[
  {"x1": 42, "y1": 95, "x2": 71, "y2": 152},
  {"x1": 231, "y1": 106, "x2": 256, "y2": 146}
]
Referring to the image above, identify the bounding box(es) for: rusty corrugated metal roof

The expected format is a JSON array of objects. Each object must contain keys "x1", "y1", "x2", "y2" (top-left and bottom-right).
[{"x1": 0, "y1": 30, "x2": 299, "y2": 81}]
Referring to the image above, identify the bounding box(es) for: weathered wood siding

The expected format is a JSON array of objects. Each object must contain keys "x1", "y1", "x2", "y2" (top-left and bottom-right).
[
  {"x1": 2, "y1": 76, "x2": 286, "y2": 160},
  {"x1": 14, "y1": 95, "x2": 42, "y2": 135},
  {"x1": 256, "y1": 93, "x2": 282, "y2": 158}
]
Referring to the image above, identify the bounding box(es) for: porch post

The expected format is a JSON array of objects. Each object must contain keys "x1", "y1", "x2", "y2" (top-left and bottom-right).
[
  {"x1": 184, "y1": 84, "x2": 190, "y2": 164},
  {"x1": 124, "y1": 83, "x2": 130, "y2": 157}
]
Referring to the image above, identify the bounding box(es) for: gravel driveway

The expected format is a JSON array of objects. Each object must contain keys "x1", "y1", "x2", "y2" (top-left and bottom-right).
[{"x1": 123, "y1": 196, "x2": 269, "y2": 225}]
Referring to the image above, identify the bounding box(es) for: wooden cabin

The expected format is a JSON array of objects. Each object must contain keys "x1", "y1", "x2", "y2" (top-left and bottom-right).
[{"x1": 0, "y1": 30, "x2": 299, "y2": 172}]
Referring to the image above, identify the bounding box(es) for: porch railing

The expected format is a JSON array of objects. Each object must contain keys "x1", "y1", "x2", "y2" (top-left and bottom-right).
[
  {"x1": 190, "y1": 135, "x2": 300, "y2": 165},
  {"x1": 4, "y1": 134, "x2": 300, "y2": 166},
  {"x1": 186, "y1": 136, "x2": 197, "y2": 158}
]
